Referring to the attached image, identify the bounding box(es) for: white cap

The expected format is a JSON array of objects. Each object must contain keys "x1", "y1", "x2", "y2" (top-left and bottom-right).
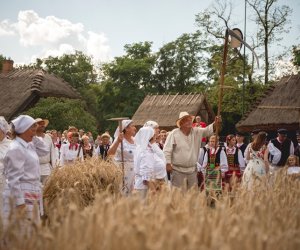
[
  {"x1": 12, "y1": 115, "x2": 36, "y2": 134},
  {"x1": 114, "y1": 119, "x2": 133, "y2": 139},
  {"x1": 143, "y1": 120, "x2": 159, "y2": 129}
]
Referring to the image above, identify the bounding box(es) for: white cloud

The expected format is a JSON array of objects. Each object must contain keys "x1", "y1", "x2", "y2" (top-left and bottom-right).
[
  {"x1": 43, "y1": 44, "x2": 76, "y2": 58},
  {"x1": 274, "y1": 58, "x2": 298, "y2": 78},
  {"x1": 0, "y1": 10, "x2": 111, "y2": 63},
  {"x1": 0, "y1": 20, "x2": 16, "y2": 36},
  {"x1": 85, "y1": 31, "x2": 111, "y2": 62},
  {"x1": 17, "y1": 10, "x2": 84, "y2": 46}
]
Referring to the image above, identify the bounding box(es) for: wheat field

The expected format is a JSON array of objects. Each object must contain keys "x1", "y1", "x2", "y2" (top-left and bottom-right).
[{"x1": 1, "y1": 159, "x2": 299, "y2": 250}]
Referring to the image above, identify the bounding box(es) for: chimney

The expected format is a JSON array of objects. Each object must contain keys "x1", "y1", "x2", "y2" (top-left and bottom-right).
[{"x1": 2, "y1": 59, "x2": 14, "y2": 74}]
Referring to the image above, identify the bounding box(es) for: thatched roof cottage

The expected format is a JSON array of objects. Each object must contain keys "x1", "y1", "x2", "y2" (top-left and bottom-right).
[
  {"x1": 132, "y1": 93, "x2": 215, "y2": 131},
  {"x1": 0, "y1": 60, "x2": 80, "y2": 120},
  {"x1": 236, "y1": 74, "x2": 300, "y2": 133}
]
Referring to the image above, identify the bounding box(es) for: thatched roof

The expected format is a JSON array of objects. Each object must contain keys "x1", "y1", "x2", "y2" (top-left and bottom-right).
[
  {"x1": 132, "y1": 93, "x2": 215, "y2": 130},
  {"x1": 0, "y1": 69, "x2": 80, "y2": 120},
  {"x1": 236, "y1": 74, "x2": 300, "y2": 132}
]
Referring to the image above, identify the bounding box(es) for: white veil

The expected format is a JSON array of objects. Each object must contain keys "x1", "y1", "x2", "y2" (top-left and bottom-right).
[{"x1": 134, "y1": 127, "x2": 154, "y2": 172}]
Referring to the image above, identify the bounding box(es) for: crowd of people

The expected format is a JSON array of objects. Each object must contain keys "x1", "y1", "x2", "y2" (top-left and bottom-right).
[{"x1": 0, "y1": 112, "x2": 299, "y2": 226}]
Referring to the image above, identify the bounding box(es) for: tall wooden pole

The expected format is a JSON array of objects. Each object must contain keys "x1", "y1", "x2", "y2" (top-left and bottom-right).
[{"x1": 215, "y1": 30, "x2": 229, "y2": 144}]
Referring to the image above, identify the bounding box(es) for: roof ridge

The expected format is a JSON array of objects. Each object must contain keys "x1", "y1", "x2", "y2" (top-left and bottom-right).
[{"x1": 31, "y1": 70, "x2": 45, "y2": 92}]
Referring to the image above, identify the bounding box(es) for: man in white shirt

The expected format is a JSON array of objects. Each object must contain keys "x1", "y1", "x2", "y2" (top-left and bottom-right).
[
  {"x1": 36, "y1": 118, "x2": 57, "y2": 184},
  {"x1": 163, "y1": 111, "x2": 221, "y2": 190},
  {"x1": 268, "y1": 128, "x2": 294, "y2": 170}
]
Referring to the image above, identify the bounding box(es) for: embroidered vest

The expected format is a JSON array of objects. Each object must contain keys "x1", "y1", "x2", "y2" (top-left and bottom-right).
[
  {"x1": 207, "y1": 147, "x2": 222, "y2": 169},
  {"x1": 226, "y1": 147, "x2": 240, "y2": 171}
]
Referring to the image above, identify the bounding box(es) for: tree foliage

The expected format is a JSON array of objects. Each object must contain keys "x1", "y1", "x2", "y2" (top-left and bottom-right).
[
  {"x1": 43, "y1": 51, "x2": 97, "y2": 89},
  {"x1": 153, "y1": 32, "x2": 205, "y2": 93},
  {"x1": 25, "y1": 97, "x2": 97, "y2": 134},
  {"x1": 292, "y1": 45, "x2": 300, "y2": 70},
  {"x1": 247, "y1": 0, "x2": 292, "y2": 84}
]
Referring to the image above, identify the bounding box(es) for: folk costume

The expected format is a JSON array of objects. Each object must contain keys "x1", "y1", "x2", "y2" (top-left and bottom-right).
[
  {"x1": 96, "y1": 144, "x2": 110, "y2": 160},
  {"x1": 268, "y1": 129, "x2": 294, "y2": 169},
  {"x1": 242, "y1": 144, "x2": 267, "y2": 190},
  {"x1": 82, "y1": 143, "x2": 94, "y2": 159},
  {"x1": 197, "y1": 145, "x2": 208, "y2": 190},
  {"x1": 202, "y1": 146, "x2": 228, "y2": 192},
  {"x1": 224, "y1": 146, "x2": 245, "y2": 187},
  {"x1": 134, "y1": 127, "x2": 167, "y2": 199},
  {"x1": 60, "y1": 142, "x2": 84, "y2": 166},
  {"x1": 2, "y1": 115, "x2": 49, "y2": 226},
  {"x1": 113, "y1": 120, "x2": 136, "y2": 195}
]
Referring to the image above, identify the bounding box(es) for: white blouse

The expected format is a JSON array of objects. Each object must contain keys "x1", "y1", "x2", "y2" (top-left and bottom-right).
[
  {"x1": 114, "y1": 138, "x2": 136, "y2": 162},
  {"x1": 134, "y1": 144, "x2": 167, "y2": 190},
  {"x1": 4, "y1": 136, "x2": 49, "y2": 205},
  {"x1": 60, "y1": 143, "x2": 84, "y2": 166}
]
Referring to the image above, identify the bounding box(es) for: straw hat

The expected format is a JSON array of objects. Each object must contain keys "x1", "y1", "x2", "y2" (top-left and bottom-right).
[
  {"x1": 101, "y1": 133, "x2": 111, "y2": 139},
  {"x1": 176, "y1": 112, "x2": 195, "y2": 128},
  {"x1": 35, "y1": 118, "x2": 49, "y2": 127}
]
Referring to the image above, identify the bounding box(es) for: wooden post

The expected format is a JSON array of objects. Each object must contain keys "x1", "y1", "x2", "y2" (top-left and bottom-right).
[{"x1": 215, "y1": 30, "x2": 229, "y2": 143}]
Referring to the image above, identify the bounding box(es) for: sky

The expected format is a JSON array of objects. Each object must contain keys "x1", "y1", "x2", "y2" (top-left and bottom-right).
[{"x1": 0, "y1": 0, "x2": 299, "y2": 67}]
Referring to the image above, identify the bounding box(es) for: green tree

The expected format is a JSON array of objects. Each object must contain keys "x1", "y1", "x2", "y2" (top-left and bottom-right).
[
  {"x1": 97, "y1": 42, "x2": 156, "y2": 131},
  {"x1": 292, "y1": 45, "x2": 300, "y2": 71},
  {"x1": 43, "y1": 51, "x2": 97, "y2": 90},
  {"x1": 25, "y1": 97, "x2": 97, "y2": 134},
  {"x1": 247, "y1": 0, "x2": 292, "y2": 84},
  {"x1": 154, "y1": 32, "x2": 205, "y2": 93}
]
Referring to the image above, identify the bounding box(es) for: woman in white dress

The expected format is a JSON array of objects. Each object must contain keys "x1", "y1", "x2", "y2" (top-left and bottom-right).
[
  {"x1": 2, "y1": 115, "x2": 49, "y2": 227},
  {"x1": 0, "y1": 116, "x2": 11, "y2": 214},
  {"x1": 108, "y1": 120, "x2": 137, "y2": 195},
  {"x1": 242, "y1": 131, "x2": 269, "y2": 190}
]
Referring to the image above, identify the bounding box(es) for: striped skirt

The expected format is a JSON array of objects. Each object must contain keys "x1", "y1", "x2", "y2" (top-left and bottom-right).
[
  {"x1": 2, "y1": 182, "x2": 43, "y2": 227},
  {"x1": 205, "y1": 169, "x2": 222, "y2": 191}
]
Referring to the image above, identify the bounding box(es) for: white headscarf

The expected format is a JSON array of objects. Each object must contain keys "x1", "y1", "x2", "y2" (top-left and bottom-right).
[
  {"x1": 113, "y1": 119, "x2": 133, "y2": 140},
  {"x1": 143, "y1": 120, "x2": 159, "y2": 129},
  {"x1": 11, "y1": 115, "x2": 36, "y2": 134},
  {"x1": 143, "y1": 120, "x2": 166, "y2": 164},
  {"x1": 0, "y1": 116, "x2": 10, "y2": 134},
  {"x1": 134, "y1": 127, "x2": 154, "y2": 172}
]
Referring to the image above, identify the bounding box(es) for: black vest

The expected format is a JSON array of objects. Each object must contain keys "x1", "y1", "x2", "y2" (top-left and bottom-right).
[
  {"x1": 271, "y1": 138, "x2": 292, "y2": 166},
  {"x1": 237, "y1": 143, "x2": 247, "y2": 158},
  {"x1": 99, "y1": 144, "x2": 110, "y2": 160},
  {"x1": 207, "y1": 147, "x2": 222, "y2": 166},
  {"x1": 225, "y1": 147, "x2": 240, "y2": 166}
]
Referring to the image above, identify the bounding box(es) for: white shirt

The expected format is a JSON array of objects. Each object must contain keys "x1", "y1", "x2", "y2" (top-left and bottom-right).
[
  {"x1": 163, "y1": 124, "x2": 214, "y2": 173},
  {"x1": 38, "y1": 134, "x2": 58, "y2": 175},
  {"x1": 134, "y1": 144, "x2": 167, "y2": 190},
  {"x1": 4, "y1": 136, "x2": 49, "y2": 205},
  {"x1": 268, "y1": 138, "x2": 295, "y2": 165},
  {"x1": 0, "y1": 137, "x2": 11, "y2": 185},
  {"x1": 287, "y1": 166, "x2": 300, "y2": 175},
  {"x1": 60, "y1": 143, "x2": 84, "y2": 166}
]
